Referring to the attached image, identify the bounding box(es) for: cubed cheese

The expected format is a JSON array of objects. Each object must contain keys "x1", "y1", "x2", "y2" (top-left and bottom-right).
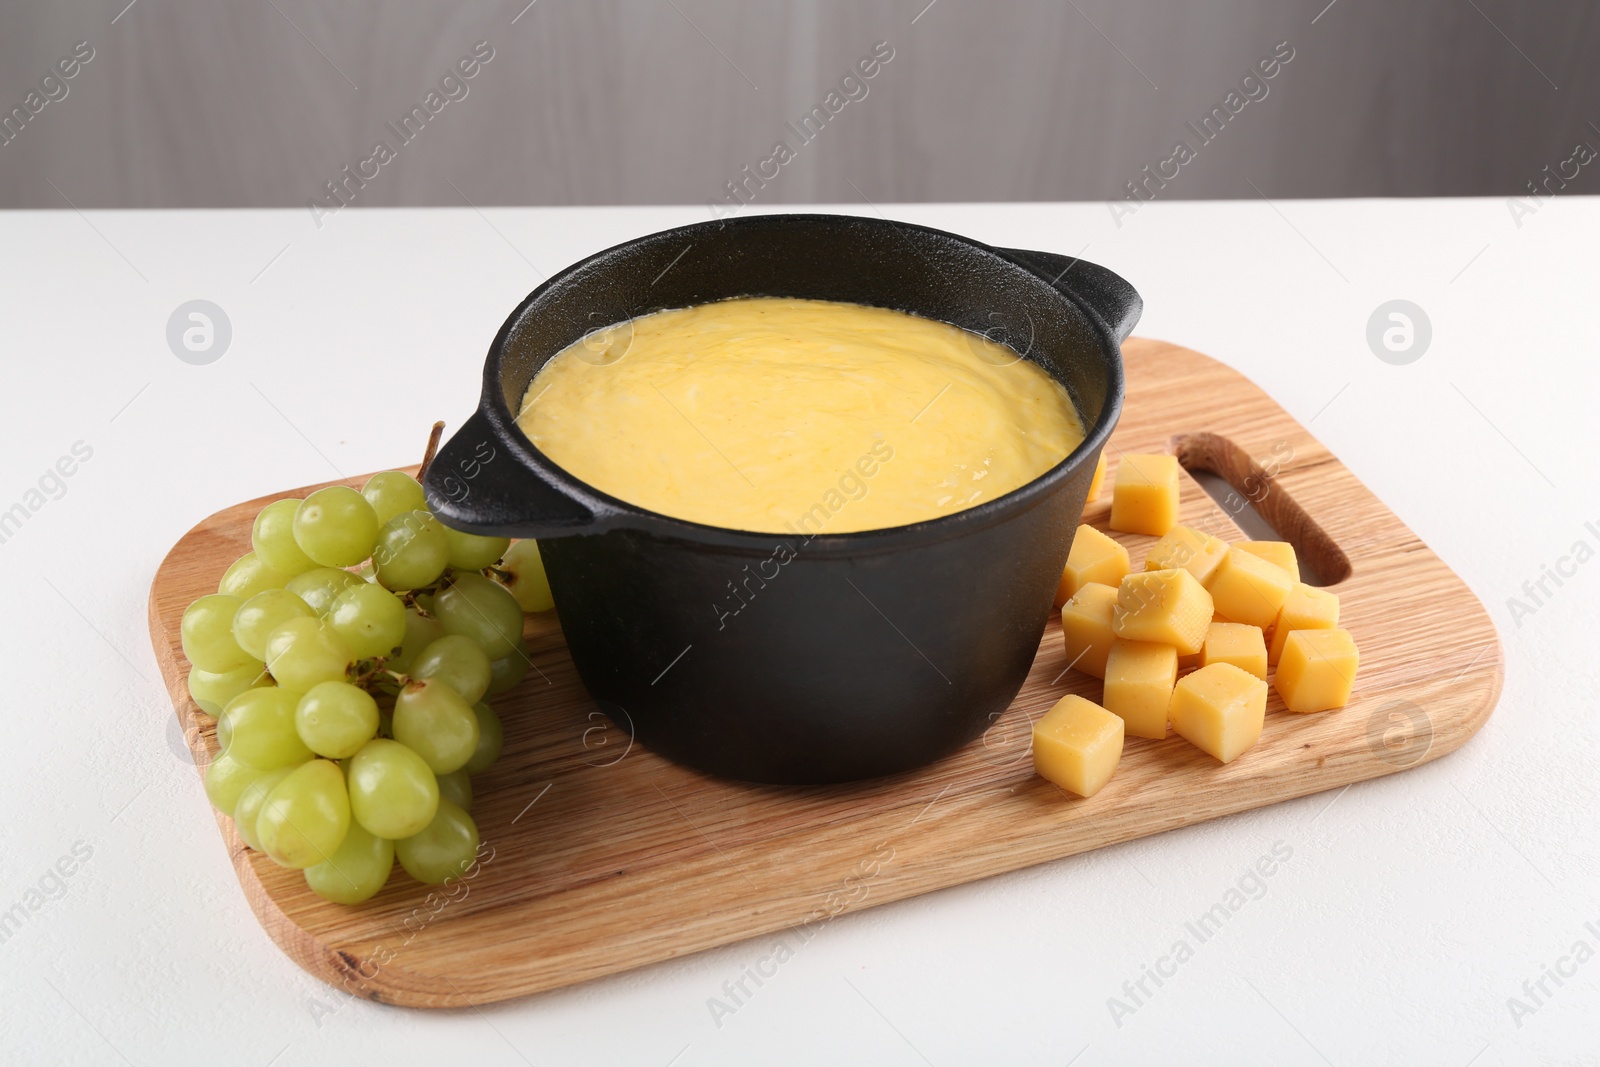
[
  {"x1": 1109, "y1": 454, "x2": 1181, "y2": 536},
  {"x1": 1169, "y1": 662, "x2": 1267, "y2": 763},
  {"x1": 1032, "y1": 693, "x2": 1124, "y2": 797},
  {"x1": 1268, "y1": 583, "x2": 1341, "y2": 663},
  {"x1": 1103, "y1": 639, "x2": 1178, "y2": 739},
  {"x1": 1201, "y1": 621, "x2": 1268, "y2": 679},
  {"x1": 1060, "y1": 582, "x2": 1119, "y2": 679},
  {"x1": 1235, "y1": 540, "x2": 1298, "y2": 580},
  {"x1": 1145, "y1": 525, "x2": 1229, "y2": 584},
  {"x1": 1112, "y1": 568, "x2": 1214, "y2": 656},
  {"x1": 1274, "y1": 628, "x2": 1359, "y2": 713},
  {"x1": 1055, "y1": 524, "x2": 1131, "y2": 607},
  {"x1": 1206, "y1": 546, "x2": 1295, "y2": 628}
]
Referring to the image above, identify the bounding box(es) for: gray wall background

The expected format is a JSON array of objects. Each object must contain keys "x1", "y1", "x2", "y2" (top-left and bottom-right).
[{"x1": 1, "y1": 0, "x2": 1596, "y2": 210}]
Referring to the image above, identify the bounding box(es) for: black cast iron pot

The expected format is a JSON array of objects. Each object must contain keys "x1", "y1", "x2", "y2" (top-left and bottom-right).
[{"x1": 424, "y1": 213, "x2": 1138, "y2": 784}]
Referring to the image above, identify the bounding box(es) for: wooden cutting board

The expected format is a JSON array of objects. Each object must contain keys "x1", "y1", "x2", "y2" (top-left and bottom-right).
[{"x1": 147, "y1": 338, "x2": 1502, "y2": 1008}]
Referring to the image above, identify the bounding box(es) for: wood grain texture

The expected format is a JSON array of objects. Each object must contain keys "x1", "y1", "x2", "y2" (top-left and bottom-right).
[{"x1": 146, "y1": 338, "x2": 1502, "y2": 1008}]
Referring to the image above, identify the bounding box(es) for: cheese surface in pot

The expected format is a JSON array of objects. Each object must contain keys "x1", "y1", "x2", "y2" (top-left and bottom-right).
[{"x1": 516, "y1": 296, "x2": 1083, "y2": 534}]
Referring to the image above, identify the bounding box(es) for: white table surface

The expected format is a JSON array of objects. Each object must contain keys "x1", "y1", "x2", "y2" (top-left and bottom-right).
[{"x1": 1, "y1": 197, "x2": 1595, "y2": 1066}]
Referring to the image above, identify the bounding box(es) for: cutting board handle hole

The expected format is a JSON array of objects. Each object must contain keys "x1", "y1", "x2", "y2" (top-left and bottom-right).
[{"x1": 1170, "y1": 432, "x2": 1351, "y2": 587}]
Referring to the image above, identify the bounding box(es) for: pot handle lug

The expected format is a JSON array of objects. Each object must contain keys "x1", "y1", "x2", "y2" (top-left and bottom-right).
[
  {"x1": 996, "y1": 246, "x2": 1143, "y2": 344},
  {"x1": 423, "y1": 408, "x2": 599, "y2": 538}
]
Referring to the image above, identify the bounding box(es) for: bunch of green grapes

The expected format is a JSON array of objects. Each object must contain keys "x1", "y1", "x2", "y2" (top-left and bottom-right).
[{"x1": 180, "y1": 470, "x2": 556, "y2": 904}]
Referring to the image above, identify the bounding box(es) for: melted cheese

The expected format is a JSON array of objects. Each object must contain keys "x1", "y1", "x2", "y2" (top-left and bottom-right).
[{"x1": 517, "y1": 297, "x2": 1082, "y2": 534}]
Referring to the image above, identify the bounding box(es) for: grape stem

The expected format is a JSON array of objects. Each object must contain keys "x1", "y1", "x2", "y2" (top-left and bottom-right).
[
  {"x1": 417, "y1": 420, "x2": 446, "y2": 481},
  {"x1": 401, "y1": 584, "x2": 445, "y2": 611},
  {"x1": 350, "y1": 658, "x2": 407, "y2": 691}
]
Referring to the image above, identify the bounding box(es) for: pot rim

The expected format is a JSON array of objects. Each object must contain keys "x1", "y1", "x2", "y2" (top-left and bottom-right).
[{"x1": 474, "y1": 212, "x2": 1129, "y2": 557}]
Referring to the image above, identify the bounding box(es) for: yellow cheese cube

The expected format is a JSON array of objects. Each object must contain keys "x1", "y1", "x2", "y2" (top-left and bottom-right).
[
  {"x1": 1085, "y1": 453, "x2": 1107, "y2": 504},
  {"x1": 1055, "y1": 524, "x2": 1131, "y2": 607},
  {"x1": 1236, "y1": 540, "x2": 1298, "y2": 580},
  {"x1": 1205, "y1": 547, "x2": 1295, "y2": 628},
  {"x1": 1169, "y1": 662, "x2": 1267, "y2": 764},
  {"x1": 1145, "y1": 525, "x2": 1228, "y2": 584},
  {"x1": 1200, "y1": 621, "x2": 1267, "y2": 679},
  {"x1": 1112, "y1": 568, "x2": 1213, "y2": 656},
  {"x1": 1060, "y1": 582, "x2": 1119, "y2": 679},
  {"x1": 1109, "y1": 453, "x2": 1181, "y2": 536},
  {"x1": 1268, "y1": 583, "x2": 1341, "y2": 663},
  {"x1": 1103, "y1": 639, "x2": 1177, "y2": 739},
  {"x1": 1274, "y1": 628, "x2": 1358, "y2": 713},
  {"x1": 1032, "y1": 693, "x2": 1124, "y2": 797}
]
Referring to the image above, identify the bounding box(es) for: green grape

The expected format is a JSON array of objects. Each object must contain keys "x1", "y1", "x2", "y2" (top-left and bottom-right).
[
  {"x1": 361, "y1": 471, "x2": 428, "y2": 526},
  {"x1": 220, "y1": 687, "x2": 314, "y2": 769},
  {"x1": 218, "y1": 552, "x2": 289, "y2": 599},
  {"x1": 257, "y1": 759, "x2": 351, "y2": 869},
  {"x1": 372, "y1": 510, "x2": 450, "y2": 591},
  {"x1": 293, "y1": 486, "x2": 380, "y2": 568},
  {"x1": 485, "y1": 637, "x2": 531, "y2": 696},
  {"x1": 442, "y1": 526, "x2": 510, "y2": 571},
  {"x1": 347, "y1": 739, "x2": 438, "y2": 839},
  {"x1": 435, "y1": 573, "x2": 525, "y2": 660},
  {"x1": 327, "y1": 582, "x2": 407, "y2": 660},
  {"x1": 232, "y1": 589, "x2": 314, "y2": 661},
  {"x1": 392, "y1": 679, "x2": 479, "y2": 774},
  {"x1": 389, "y1": 610, "x2": 446, "y2": 673},
  {"x1": 500, "y1": 539, "x2": 555, "y2": 612},
  {"x1": 204, "y1": 752, "x2": 267, "y2": 816},
  {"x1": 435, "y1": 769, "x2": 472, "y2": 811},
  {"x1": 410, "y1": 635, "x2": 491, "y2": 704},
  {"x1": 284, "y1": 567, "x2": 364, "y2": 617},
  {"x1": 295, "y1": 681, "x2": 379, "y2": 759},
  {"x1": 234, "y1": 766, "x2": 294, "y2": 851},
  {"x1": 396, "y1": 800, "x2": 479, "y2": 885},
  {"x1": 251, "y1": 498, "x2": 317, "y2": 576},
  {"x1": 182, "y1": 594, "x2": 254, "y2": 672},
  {"x1": 464, "y1": 701, "x2": 504, "y2": 775},
  {"x1": 305, "y1": 822, "x2": 395, "y2": 904},
  {"x1": 188, "y1": 661, "x2": 268, "y2": 717},
  {"x1": 265, "y1": 617, "x2": 354, "y2": 692}
]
